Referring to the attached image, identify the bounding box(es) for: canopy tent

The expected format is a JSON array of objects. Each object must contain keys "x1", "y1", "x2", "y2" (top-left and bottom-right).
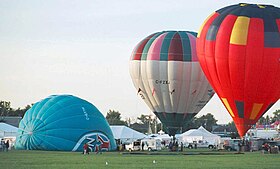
[
  {"x1": 178, "y1": 126, "x2": 220, "y2": 145},
  {"x1": 110, "y1": 125, "x2": 146, "y2": 143},
  {"x1": 0, "y1": 123, "x2": 18, "y2": 138}
]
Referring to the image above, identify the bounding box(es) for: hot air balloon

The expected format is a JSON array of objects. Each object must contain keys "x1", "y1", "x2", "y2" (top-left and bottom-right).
[
  {"x1": 197, "y1": 3, "x2": 280, "y2": 137},
  {"x1": 15, "y1": 95, "x2": 117, "y2": 151},
  {"x1": 129, "y1": 31, "x2": 214, "y2": 136}
]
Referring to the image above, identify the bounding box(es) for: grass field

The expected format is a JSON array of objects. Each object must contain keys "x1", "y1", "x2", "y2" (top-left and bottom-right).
[{"x1": 0, "y1": 149, "x2": 279, "y2": 169}]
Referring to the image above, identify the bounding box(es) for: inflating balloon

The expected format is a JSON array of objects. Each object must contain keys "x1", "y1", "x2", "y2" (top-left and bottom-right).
[
  {"x1": 15, "y1": 95, "x2": 117, "y2": 151},
  {"x1": 197, "y1": 3, "x2": 280, "y2": 137},
  {"x1": 129, "y1": 31, "x2": 214, "y2": 136}
]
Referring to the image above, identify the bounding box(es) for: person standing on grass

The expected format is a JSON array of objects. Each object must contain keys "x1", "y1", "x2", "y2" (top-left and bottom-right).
[
  {"x1": 96, "y1": 135, "x2": 102, "y2": 154},
  {"x1": 1, "y1": 139, "x2": 5, "y2": 151},
  {"x1": 5, "y1": 140, "x2": 9, "y2": 152},
  {"x1": 83, "y1": 143, "x2": 89, "y2": 154}
]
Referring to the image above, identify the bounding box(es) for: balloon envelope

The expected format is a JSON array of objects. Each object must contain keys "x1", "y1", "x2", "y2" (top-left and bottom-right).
[
  {"x1": 197, "y1": 3, "x2": 280, "y2": 136},
  {"x1": 15, "y1": 95, "x2": 117, "y2": 151},
  {"x1": 129, "y1": 31, "x2": 214, "y2": 136}
]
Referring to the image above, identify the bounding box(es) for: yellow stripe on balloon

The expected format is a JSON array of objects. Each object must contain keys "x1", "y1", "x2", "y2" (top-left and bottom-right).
[
  {"x1": 249, "y1": 103, "x2": 263, "y2": 120},
  {"x1": 197, "y1": 12, "x2": 215, "y2": 38},
  {"x1": 257, "y1": 4, "x2": 266, "y2": 8},
  {"x1": 230, "y1": 16, "x2": 250, "y2": 45},
  {"x1": 240, "y1": 3, "x2": 248, "y2": 7},
  {"x1": 221, "y1": 98, "x2": 235, "y2": 117}
]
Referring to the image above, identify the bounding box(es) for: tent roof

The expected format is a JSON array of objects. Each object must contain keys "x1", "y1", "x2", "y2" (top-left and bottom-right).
[
  {"x1": 0, "y1": 123, "x2": 18, "y2": 132},
  {"x1": 181, "y1": 126, "x2": 219, "y2": 138},
  {"x1": 110, "y1": 125, "x2": 146, "y2": 140}
]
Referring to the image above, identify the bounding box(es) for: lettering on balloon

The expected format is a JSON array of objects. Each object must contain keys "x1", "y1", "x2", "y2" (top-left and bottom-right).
[
  {"x1": 155, "y1": 80, "x2": 170, "y2": 85},
  {"x1": 82, "y1": 107, "x2": 90, "y2": 120},
  {"x1": 139, "y1": 93, "x2": 145, "y2": 100}
]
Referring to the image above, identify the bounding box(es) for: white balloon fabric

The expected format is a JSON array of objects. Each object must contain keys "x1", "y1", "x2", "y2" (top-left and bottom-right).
[{"x1": 129, "y1": 31, "x2": 214, "y2": 135}]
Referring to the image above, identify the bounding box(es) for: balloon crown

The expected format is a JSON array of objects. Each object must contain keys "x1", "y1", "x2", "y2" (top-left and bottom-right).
[{"x1": 239, "y1": 3, "x2": 275, "y2": 8}]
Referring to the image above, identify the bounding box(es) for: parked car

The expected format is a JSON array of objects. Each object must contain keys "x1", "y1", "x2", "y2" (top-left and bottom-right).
[
  {"x1": 223, "y1": 139, "x2": 241, "y2": 151},
  {"x1": 187, "y1": 140, "x2": 215, "y2": 149}
]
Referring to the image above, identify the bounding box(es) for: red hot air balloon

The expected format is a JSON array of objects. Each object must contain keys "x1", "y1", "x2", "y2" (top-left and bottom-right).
[{"x1": 197, "y1": 3, "x2": 280, "y2": 137}]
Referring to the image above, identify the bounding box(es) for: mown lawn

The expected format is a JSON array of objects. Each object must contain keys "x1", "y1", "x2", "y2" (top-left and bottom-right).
[{"x1": 0, "y1": 149, "x2": 279, "y2": 169}]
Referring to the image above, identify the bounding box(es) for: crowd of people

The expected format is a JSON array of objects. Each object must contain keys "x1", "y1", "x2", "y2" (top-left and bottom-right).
[{"x1": 168, "y1": 140, "x2": 184, "y2": 152}]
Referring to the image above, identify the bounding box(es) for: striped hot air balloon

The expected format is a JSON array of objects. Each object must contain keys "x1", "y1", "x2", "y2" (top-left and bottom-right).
[
  {"x1": 197, "y1": 3, "x2": 280, "y2": 137},
  {"x1": 129, "y1": 31, "x2": 214, "y2": 136}
]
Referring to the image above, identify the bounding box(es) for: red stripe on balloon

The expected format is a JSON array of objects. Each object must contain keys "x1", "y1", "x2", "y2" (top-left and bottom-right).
[{"x1": 168, "y1": 33, "x2": 183, "y2": 61}]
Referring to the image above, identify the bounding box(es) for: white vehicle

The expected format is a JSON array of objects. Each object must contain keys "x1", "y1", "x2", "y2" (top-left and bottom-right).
[
  {"x1": 125, "y1": 141, "x2": 141, "y2": 151},
  {"x1": 187, "y1": 140, "x2": 215, "y2": 149},
  {"x1": 141, "y1": 138, "x2": 162, "y2": 151}
]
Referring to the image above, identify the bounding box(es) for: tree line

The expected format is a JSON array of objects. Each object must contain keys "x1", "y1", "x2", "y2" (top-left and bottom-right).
[
  {"x1": 1, "y1": 100, "x2": 279, "y2": 134},
  {"x1": 0, "y1": 101, "x2": 32, "y2": 120}
]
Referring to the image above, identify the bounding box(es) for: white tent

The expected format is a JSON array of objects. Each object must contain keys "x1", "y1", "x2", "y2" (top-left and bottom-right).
[
  {"x1": 178, "y1": 126, "x2": 220, "y2": 145},
  {"x1": 110, "y1": 125, "x2": 146, "y2": 143},
  {"x1": 0, "y1": 123, "x2": 18, "y2": 138}
]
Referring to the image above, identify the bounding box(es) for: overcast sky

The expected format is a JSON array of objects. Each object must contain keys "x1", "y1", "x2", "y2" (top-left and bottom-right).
[{"x1": 0, "y1": 0, "x2": 279, "y2": 124}]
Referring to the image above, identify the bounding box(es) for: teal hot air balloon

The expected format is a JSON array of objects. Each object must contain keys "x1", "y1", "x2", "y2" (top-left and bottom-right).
[{"x1": 15, "y1": 95, "x2": 116, "y2": 152}]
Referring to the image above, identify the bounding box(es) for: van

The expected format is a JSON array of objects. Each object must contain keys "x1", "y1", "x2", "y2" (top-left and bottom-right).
[
  {"x1": 141, "y1": 138, "x2": 161, "y2": 151},
  {"x1": 125, "y1": 141, "x2": 141, "y2": 151}
]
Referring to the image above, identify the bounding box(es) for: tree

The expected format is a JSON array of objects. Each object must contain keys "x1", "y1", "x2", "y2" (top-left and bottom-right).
[
  {"x1": 137, "y1": 114, "x2": 159, "y2": 134},
  {"x1": 227, "y1": 121, "x2": 238, "y2": 138},
  {"x1": 192, "y1": 113, "x2": 217, "y2": 131},
  {"x1": 105, "y1": 110, "x2": 126, "y2": 125},
  {"x1": 258, "y1": 116, "x2": 266, "y2": 125},
  {"x1": 0, "y1": 101, "x2": 12, "y2": 121},
  {"x1": 271, "y1": 109, "x2": 280, "y2": 123},
  {"x1": 265, "y1": 115, "x2": 270, "y2": 125},
  {"x1": 181, "y1": 113, "x2": 218, "y2": 133},
  {"x1": 137, "y1": 114, "x2": 150, "y2": 124}
]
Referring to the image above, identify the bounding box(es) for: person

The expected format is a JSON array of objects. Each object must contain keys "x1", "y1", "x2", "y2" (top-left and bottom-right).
[
  {"x1": 262, "y1": 142, "x2": 270, "y2": 153},
  {"x1": 96, "y1": 137, "x2": 102, "y2": 154},
  {"x1": 83, "y1": 143, "x2": 89, "y2": 154},
  {"x1": 1, "y1": 139, "x2": 5, "y2": 152},
  {"x1": 180, "y1": 142, "x2": 184, "y2": 152},
  {"x1": 141, "y1": 141, "x2": 145, "y2": 151},
  {"x1": 175, "y1": 141, "x2": 179, "y2": 151},
  {"x1": 5, "y1": 140, "x2": 9, "y2": 152},
  {"x1": 238, "y1": 140, "x2": 242, "y2": 153},
  {"x1": 194, "y1": 141, "x2": 197, "y2": 149},
  {"x1": 168, "y1": 141, "x2": 173, "y2": 151}
]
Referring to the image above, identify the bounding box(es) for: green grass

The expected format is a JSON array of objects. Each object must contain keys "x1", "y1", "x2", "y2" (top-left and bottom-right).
[{"x1": 0, "y1": 149, "x2": 279, "y2": 169}]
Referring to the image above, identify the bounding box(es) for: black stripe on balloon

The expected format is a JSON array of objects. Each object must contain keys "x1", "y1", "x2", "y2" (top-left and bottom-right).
[
  {"x1": 263, "y1": 8, "x2": 280, "y2": 47},
  {"x1": 235, "y1": 101, "x2": 244, "y2": 118},
  {"x1": 153, "y1": 112, "x2": 196, "y2": 128}
]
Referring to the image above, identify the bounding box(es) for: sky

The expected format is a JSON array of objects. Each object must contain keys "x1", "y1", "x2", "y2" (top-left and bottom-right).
[{"x1": 0, "y1": 0, "x2": 279, "y2": 124}]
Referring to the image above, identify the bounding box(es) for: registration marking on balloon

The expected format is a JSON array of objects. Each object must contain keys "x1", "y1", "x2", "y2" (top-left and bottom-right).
[
  {"x1": 155, "y1": 80, "x2": 170, "y2": 84},
  {"x1": 82, "y1": 107, "x2": 90, "y2": 120}
]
